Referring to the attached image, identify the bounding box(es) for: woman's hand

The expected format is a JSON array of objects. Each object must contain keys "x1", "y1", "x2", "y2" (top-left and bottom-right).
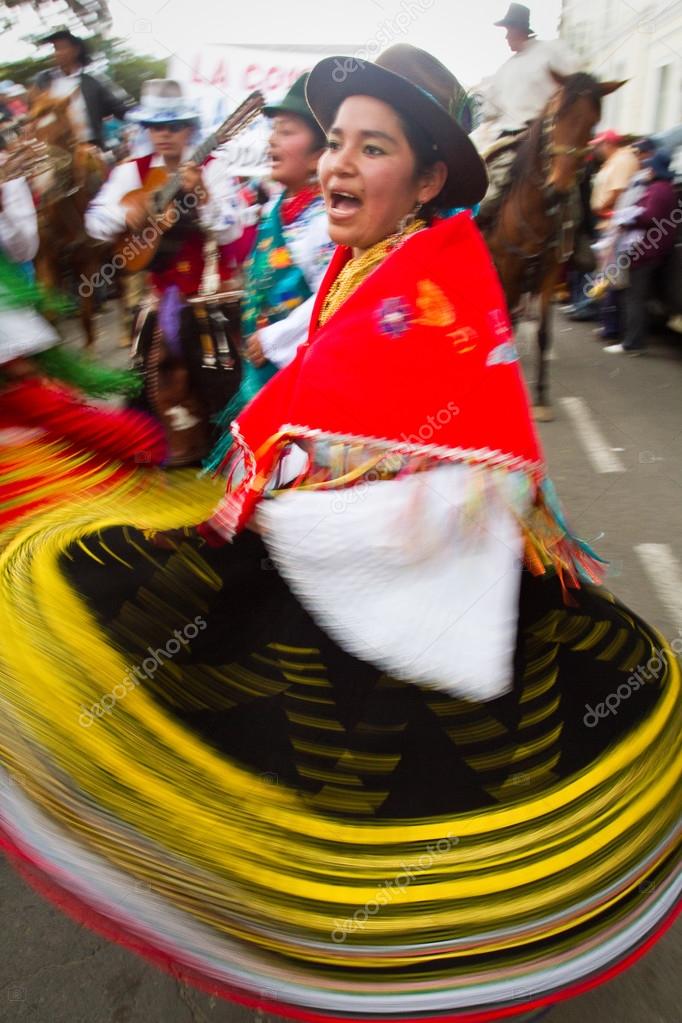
[{"x1": 245, "y1": 333, "x2": 267, "y2": 368}]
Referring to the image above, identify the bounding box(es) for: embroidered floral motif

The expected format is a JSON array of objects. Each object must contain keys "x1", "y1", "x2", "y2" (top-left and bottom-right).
[
  {"x1": 376, "y1": 298, "x2": 412, "y2": 338},
  {"x1": 413, "y1": 279, "x2": 478, "y2": 352},
  {"x1": 487, "y1": 341, "x2": 520, "y2": 366},
  {"x1": 414, "y1": 279, "x2": 456, "y2": 327}
]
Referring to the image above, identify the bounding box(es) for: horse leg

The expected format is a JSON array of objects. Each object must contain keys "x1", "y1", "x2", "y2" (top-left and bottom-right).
[
  {"x1": 77, "y1": 253, "x2": 99, "y2": 348},
  {"x1": 80, "y1": 290, "x2": 96, "y2": 348},
  {"x1": 34, "y1": 246, "x2": 65, "y2": 340},
  {"x1": 533, "y1": 289, "x2": 555, "y2": 422}
]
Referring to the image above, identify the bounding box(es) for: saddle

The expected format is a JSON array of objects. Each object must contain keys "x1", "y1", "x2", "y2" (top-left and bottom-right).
[
  {"x1": 482, "y1": 127, "x2": 529, "y2": 165},
  {"x1": 477, "y1": 129, "x2": 530, "y2": 227}
]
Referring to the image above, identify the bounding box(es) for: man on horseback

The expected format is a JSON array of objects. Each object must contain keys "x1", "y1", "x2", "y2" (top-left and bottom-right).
[
  {"x1": 41, "y1": 29, "x2": 132, "y2": 151},
  {"x1": 473, "y1": 4, "x2": 580, "y2": 224}
]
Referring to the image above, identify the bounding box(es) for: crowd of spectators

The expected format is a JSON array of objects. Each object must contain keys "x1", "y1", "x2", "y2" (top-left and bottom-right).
[{"x1": 562, "y1": 130, "x2": 679, "y2": 356}]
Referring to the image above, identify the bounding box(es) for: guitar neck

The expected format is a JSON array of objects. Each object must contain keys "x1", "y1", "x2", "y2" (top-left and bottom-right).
[{"x1": 157, "y1": 132, "x2": 218, "y2": 209}]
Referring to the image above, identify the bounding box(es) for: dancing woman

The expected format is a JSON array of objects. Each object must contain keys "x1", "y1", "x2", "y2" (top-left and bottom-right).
[{"x1": 1, "y1": 45, "x2": 679, "y2": 1023}]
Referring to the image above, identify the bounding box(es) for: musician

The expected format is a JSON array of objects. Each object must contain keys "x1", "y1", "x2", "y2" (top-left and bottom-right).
[
  {"x1": 84, "y1": 80, "x2": 247, "y2": 465},
  {"x1": 41, "y1": 29, "x2": 132, "y2": 150}
]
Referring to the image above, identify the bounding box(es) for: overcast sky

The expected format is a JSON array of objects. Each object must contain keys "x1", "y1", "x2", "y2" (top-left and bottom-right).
[{"x1": 1, "y1": 0, "x2": 564, "y2": 87}]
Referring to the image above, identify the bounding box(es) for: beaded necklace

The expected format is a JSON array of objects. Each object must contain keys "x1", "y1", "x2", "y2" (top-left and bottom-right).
[{"x1": 319, "y1": 218, "x2": 426, "y2": 327}]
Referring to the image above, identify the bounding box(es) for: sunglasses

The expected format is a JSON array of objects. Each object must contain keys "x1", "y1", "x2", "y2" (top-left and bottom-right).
[{"x1": 146, "y1": 122, "x2": 187, "y2": 133}]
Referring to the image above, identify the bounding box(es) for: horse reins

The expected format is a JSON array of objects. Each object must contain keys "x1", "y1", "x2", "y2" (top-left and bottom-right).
[{"x1": 501, "y1": 109, "x2": 584, "y2": 266}]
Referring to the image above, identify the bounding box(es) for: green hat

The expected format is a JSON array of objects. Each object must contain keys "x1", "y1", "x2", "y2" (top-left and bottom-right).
[{"x1": 263, "y1": 73, "x2": 325, "y2": 144}]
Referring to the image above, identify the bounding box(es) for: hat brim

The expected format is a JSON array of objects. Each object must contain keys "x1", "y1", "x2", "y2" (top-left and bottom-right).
[
  {"x1": 494, "y1": 19, "x2": 535, "y2": 32},
  {"x1": 127, "y1": 111, "x2": 199, "y2": 126},
  {"x1": 40, "y1": 30, "x2": 77, "y2": 44},
  {"x1": 305, "y1": 56, "x2": 487, "y2": 209},
  {"x1": 262, "y1": 99, "x2": 325, "y2": 138}
]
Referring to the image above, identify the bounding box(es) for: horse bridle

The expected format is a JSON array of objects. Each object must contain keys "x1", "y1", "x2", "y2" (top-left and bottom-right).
[
  {"x1": 502, "y1": 110, "x2": 585, "y2": 264},
  {"x1": 540, "y1": 110, "x2": 591, "y2": 189}
]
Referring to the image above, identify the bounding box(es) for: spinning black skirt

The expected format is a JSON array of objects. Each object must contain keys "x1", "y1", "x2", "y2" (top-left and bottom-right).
[{"x1": 0, "y1": 475, "x2": 679, "y2": 1021}]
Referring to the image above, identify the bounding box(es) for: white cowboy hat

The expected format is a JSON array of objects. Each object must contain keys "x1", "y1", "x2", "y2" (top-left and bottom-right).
[{"x1": 127, "y1": 80, "x2": 199, "y2": 126}]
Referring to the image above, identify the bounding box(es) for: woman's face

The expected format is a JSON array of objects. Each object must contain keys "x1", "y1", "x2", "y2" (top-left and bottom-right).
[
  {"x1": 318, "y1": 95, "x2": 446, "y2": 255},
  {"x1": 269, "y1": 114, "x2": 322, "y2": 192}
]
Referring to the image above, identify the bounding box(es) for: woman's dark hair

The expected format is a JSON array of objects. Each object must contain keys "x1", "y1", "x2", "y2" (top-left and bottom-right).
[{"x1": 395, "y1": 108, "x2": 449, "y2": 220}]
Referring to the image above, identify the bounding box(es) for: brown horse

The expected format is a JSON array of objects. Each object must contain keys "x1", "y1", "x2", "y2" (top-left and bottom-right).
[
  {"x1": 26, "y1": 93, "x2": 109, "y2": 347},
  {"x1": 483, "y1": 71, "x2": 624, "y2": 421}
]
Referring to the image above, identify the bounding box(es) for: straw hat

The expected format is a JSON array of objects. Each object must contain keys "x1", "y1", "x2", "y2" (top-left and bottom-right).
[{"x1": 127, "y1": 80, "x2": 199, "y2": 126}]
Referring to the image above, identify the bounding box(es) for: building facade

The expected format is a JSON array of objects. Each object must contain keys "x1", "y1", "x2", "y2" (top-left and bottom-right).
[{"x1": 560, "y1": 0, "x2": 682, "y2": 134}]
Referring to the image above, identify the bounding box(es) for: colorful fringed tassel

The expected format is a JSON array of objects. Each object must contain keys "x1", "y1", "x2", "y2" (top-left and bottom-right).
[
  {"x1": 0, "y1": 252, "x2": 72, "y2": 318},
  {"x1": 204, "y1": 361, "x2": 278, "y2": 475},
  {"x1": 0, "y1": 378, "x2": 166, "y2": 466},
  {"x1": 34, "y1": 346, "x2": 143, "y2": 399}
]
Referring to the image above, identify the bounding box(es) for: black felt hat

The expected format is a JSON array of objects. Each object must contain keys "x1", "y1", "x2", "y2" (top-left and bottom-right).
[
  {"x1": 40, "y1": 29, "x2": 90, "y2": 65},
  {"x1": 305, "y1": 44, "x2": 487, "y2": 208},
  {"x1": 494, "y1": 4, "x2": 535, "y2": 35}
]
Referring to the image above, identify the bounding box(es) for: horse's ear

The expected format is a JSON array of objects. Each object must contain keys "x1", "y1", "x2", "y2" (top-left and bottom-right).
[
  {"x1": 600, "y1": 79, "x2": 627, "y2": 96},
  {"x1": 549, "y1": 69, "x2": 568, "y2": 89}
]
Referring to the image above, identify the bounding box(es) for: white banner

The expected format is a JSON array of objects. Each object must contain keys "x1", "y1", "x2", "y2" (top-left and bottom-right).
[{"x1": 169, "y1": 44, "x2": 346, "y2": 177}]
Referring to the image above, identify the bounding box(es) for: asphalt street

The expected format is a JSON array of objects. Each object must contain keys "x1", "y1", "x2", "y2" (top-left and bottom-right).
[{"x1": 1, "y1": 305, "x2": 680, "y2": 1023}]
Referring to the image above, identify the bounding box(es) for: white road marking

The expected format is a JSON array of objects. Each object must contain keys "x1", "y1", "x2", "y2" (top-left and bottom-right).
[
  {"x1": 558, "y1": 397, "x2": 626, "y2": 474},
  {"x1": 635, "y1": 545, "x2": 682, "y2": 629}
]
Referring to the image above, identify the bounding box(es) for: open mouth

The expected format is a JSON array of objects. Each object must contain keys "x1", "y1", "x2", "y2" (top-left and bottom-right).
[{"x1": 330, "y1": 190, "x2": 362, "y2": 214}]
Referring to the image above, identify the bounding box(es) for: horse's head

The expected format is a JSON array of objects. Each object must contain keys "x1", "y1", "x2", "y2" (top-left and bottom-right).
[
  {"x1": 544, "y1": 71, "x2": 625, "y2": 194},
  {"x1": 26, "y1": 95, "x2": 75, "y2": 151}
]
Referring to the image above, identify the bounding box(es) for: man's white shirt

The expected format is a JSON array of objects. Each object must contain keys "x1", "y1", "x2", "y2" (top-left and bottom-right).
[
  {"x1": 472, "y1": 38, "x2": 581, "y2": 151},
  {"x1": 50, "y1": 71, "x2": 92, "y2": 143}
]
